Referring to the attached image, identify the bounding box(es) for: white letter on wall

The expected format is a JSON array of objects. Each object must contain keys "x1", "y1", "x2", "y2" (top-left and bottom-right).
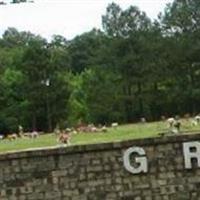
[
  {"x1": 123, "y1": 147, "x2": 148, "y2": 174},
  {"x1": 183, "y1": 141, "x2": 200, "y2": 169}
]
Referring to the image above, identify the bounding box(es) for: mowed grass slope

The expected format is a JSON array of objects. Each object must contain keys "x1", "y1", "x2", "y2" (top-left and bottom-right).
[{"x1": 0, "y1": 120, "x2": 200, "y2": 153}]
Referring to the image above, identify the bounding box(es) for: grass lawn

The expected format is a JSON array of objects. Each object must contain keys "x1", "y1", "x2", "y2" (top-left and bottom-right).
[{"x1": 0, "y1": 120, "x2": 200, "y2": 153}]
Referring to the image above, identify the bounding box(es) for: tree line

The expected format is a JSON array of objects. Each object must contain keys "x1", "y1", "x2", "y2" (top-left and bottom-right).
[
  {"x1": 0, "y1": 0, "x2": 200, "y2": 134},
  {"x1": 0, "y1": 0, "x2": 33, "y2": 5}
]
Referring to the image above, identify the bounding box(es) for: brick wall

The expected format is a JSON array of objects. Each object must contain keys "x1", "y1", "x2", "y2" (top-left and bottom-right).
[{"x1": 1, "y1": 133, "x2": 200, "y2": 200}]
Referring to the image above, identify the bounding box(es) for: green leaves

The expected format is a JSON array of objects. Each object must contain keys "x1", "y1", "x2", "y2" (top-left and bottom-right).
[
  {"x1": 1, "y1": 1, "x2": 200, "y2": 133},
  {"x1": 102, "y1": 3, "x2": 151, "y2": 37},
  {"x1": 161, "y1": 0, "x2": 200, "y2": 34}
]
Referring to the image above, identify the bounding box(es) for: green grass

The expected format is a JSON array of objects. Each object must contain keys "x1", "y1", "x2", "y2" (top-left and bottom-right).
[{"x1": 0, "y1": 120, "x2": 200, "y2": 153}]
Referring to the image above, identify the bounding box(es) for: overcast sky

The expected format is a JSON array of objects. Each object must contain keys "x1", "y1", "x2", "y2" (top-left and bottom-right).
[{"x1": 0, "y1": 0, "x2": 173, "y2": 40}]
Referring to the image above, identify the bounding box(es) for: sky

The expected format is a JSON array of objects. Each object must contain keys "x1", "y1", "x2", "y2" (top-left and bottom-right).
[{"x1": 0, "y1": 0, "x2": 173, "y2": 40}]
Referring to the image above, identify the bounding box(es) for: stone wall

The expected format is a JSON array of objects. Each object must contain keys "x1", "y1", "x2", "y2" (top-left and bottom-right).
[{"x1": 1, "y1": 133, "x2": 200, "y2": 200}]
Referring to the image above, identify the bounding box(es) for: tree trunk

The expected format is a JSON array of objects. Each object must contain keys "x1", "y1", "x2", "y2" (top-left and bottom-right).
[
  {"x1": 137, "y1": 81, "x2": 144, "y2": 117},
  {"x1": 123, "y1": 82, "x2": 133, "y2": 122},
  {"x1": 32, "y1": 112, "x2": 36, "y2": 131},
  {"x1": 46, "y1": 93, "x2": 52, "y2": 132}
]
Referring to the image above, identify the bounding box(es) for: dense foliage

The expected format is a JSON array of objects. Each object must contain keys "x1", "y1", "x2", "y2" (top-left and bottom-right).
[
  {"x1": 0, "y1": 0, "x2": 200, "y2": 134},
  {"x1": 0, "y1": 0, "x2": 33, "y2": 5}
]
